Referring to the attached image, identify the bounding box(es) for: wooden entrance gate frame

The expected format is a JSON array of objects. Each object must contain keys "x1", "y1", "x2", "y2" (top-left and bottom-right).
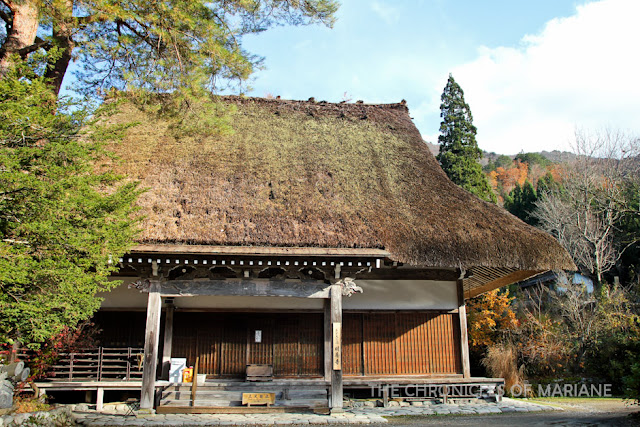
[
  {"x1": 139, "y1": 278, "x2": 350, "y2": 411},
  {"x1": 131, "y1": 249, "x2": 473, "y2": 412}
]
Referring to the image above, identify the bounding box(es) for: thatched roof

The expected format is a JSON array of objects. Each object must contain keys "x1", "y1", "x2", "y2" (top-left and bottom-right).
[{"x1": 106, "y1": 96, "x2": 574, "y2": 275}]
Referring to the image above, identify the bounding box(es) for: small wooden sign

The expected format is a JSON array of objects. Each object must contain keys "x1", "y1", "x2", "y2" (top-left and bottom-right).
[
  {"x1": 242, "y1": 392, "x2": 276, "y2": 407},
  {"x1": 333, "y1": 322, "x2": 342, "y2": 370}
]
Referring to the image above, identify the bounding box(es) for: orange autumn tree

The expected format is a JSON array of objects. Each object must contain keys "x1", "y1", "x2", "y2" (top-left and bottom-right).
[
  {"x1": 466, "y1": 288, "x2": 519, "y2": 356},
  {"x1": 488, "y1": 160, "x2": 529, "y2": 195}
]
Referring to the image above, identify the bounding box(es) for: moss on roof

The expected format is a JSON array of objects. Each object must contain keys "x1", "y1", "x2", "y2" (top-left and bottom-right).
[{"x1": 104, "y1": 96, "x2": 574, "y2": 271}]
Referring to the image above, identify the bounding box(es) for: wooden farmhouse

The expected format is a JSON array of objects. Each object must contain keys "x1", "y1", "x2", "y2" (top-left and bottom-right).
[{"x1": 36, "y1": 97, "x2": 573, "y2": 412}]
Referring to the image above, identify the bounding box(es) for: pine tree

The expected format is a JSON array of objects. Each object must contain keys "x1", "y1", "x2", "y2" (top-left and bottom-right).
[
  {"x1": 0, "y1": 1, "x2": 338, "y2": 97},
  {"x1": 436, "y1": 74, "x2": 496, "y2": 202}
]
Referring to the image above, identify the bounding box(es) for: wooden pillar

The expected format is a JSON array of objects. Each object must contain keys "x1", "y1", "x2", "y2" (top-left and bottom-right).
[
  {"x1": 96, "y1": 387, "x2": 104, "y2": 411},
  {"x1": 457, "y1": 278, "x2": 471, "y2": 378},
  {"x1": 329, "y1": 284, "x2": 343, "y2": 412},
  {"x1": 323, "y1": 299, "x2": 331, "y2": 381},
  {"x1": 161, "y1": 304, "x2": 174, "y2": 380},
  {"x1": 140, "y1": 282, "x2": 162, "y2": 410}
]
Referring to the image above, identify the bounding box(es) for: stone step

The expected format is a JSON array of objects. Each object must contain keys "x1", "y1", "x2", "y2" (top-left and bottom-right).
[
  {"x1": 160, "y1": 398, "x2": 328, "y2": 408},
  {"x1": 161, "y1": 389, "x2": 326, "y2": 399},
  {"x1": 165, "y1": 384, "x2": 327, "y2": 391}
]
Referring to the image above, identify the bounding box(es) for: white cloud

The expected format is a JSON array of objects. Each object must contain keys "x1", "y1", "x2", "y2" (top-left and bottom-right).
[
  {"x1": 371, "y1": 1, "x2": 401, "y2": 25},
  {"x1": 436, "y1": 0, "x2": 640, "y2": 154}
]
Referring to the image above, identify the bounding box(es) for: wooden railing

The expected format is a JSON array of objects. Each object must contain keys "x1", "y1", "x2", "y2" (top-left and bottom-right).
[{"x1": 48, "y1": 347, "x2": 144, "y2": 381}]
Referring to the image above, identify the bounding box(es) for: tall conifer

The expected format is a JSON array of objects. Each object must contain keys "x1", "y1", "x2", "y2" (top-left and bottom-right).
[{"x1": 436, "y1": 74, "x2": 496, "y2": 202}]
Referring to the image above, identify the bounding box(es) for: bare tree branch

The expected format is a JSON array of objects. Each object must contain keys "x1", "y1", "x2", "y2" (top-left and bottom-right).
[
  {"x1": 0, "y1": 6, "x2": 11, "y2": 25},
  {"x1": 534, "y1": 129, "x2": 640, "y2": 284}
]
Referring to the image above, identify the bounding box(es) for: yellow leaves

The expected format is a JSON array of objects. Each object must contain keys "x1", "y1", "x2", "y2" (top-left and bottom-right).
[{"x1": 467, "y1": 288, "x2": 518, "y2": 352}]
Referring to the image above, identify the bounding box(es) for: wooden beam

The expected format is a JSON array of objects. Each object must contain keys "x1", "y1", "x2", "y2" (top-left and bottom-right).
[
  {"x1": 324, "y1": 299, "x2": 331, "y2": 381},
  {"x1": 161, "y1": 304, "x2": 174, "y2": 380},
  {"x1": 158, "y1": 279, "x2": 331, "y2": 298},
  {"x1": 329, "y1": 284, "x2": 343, "y2": 412},
  {"x1": 355, "y1": 267, "x2": 459, "y2": 281},
  {"x1": 131, "y1": 244, "x2": 390, "y2": 258},
  {"x1": 140, "y1": 282, "x2": 162, "y2": 410},
  {"x1": 457, "y1": 279, "x2": 471, "y2": 379},
  {"x1": 466, "y1": 270, "x2": 543, "y2": 299}
]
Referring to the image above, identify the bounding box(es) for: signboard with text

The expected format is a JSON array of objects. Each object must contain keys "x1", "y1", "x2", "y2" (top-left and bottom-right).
[{"x1": 333, "y1": 322, "x2": 342, "y2": 370}]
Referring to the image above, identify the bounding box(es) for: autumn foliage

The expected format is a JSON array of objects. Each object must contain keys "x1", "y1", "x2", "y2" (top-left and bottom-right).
[
  {"x1": 16, "y1": 321, "x2": 99, "y2": 380},
  {"x1": 466, "y1": 289, "x2": 519, "y2": 354}
]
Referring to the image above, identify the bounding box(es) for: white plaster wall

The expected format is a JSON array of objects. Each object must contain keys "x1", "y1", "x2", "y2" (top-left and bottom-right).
[
  {"x1": 100, "y1": 278, "x2": 458, "y2": 311},
  {"x1": 99, "y1": 277, "x2": 148, "y2": 308},
  {"x1": 343, "y1": 280, "x2": 458, "y2": 310}
]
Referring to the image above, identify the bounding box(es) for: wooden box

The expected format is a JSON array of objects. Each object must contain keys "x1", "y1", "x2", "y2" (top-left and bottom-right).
[{"x1": 246, "y1": 364, "x2": 273, "y2": 381}]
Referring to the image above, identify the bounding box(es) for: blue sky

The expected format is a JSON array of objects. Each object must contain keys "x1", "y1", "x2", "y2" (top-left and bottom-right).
[{"x1": 239, "y1": 0, "x2": 639, "y2": 154}]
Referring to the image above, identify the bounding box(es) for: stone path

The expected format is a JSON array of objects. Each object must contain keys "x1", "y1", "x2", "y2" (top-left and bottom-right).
[{"x1": 67, "y1": 398, "x2": 560, "y2": 426}]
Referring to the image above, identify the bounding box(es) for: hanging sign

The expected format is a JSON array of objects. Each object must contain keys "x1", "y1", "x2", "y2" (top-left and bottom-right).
[{"x1": 332, "y1": 322, "x2": 342, "y2": 370}]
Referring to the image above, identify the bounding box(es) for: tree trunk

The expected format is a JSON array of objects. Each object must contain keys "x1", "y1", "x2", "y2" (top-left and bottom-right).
[
  {"x1": 0, "y1": 0, "x2": 39, "y2": 77},
  {"x1": 44, "y1": 0, "x2": 74, "y2": 94}
]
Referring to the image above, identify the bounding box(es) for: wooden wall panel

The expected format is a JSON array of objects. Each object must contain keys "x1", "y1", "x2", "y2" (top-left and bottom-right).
[
  {"x1": 363, "y1": 313, "x2": 397, "y2": 375},
  {"x1": 221, "y1": 317, "x2": 247, "y2": 376},
  {"x1": 197, "y1": 328, "x2": 220, "y2": 375},
  {"x1": 274, "y1": 315, "x2": 299, "y2": 376},
  {"x1": 170, "y1": 312, "x2": 324, "y2": 378},
  {"x1": 100, "y1": 310, "x2": 463, "y2": 378},
  {"x1": 396, "y1": 313, "x2": 429, "y2": 375},
  {"x1": 299, "y1": 314, "x2": 323, "y2": 376},
  {"x1": 424, "y1": 312, "x2": 460, "y2": 374},
  {"x1": 360, "y1": 312, "x2": 461, "y2": 376},
  {"x1": 247, "y1": 316, "x2": 274, "y2": 365},
  {"x1": 93, "y1": 311, "x2": 147, "y2": 348},
  {"x1": 343, "y1": 313, "x2": 363, "y2": 376}
]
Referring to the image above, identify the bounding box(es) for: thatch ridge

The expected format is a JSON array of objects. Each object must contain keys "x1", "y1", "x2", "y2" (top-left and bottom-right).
[{"x1": 105, "y1": 95, "x2": 574, "y2": 271}]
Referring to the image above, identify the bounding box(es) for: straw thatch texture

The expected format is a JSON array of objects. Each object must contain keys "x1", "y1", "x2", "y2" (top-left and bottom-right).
[{"x1": 105, "y1": 96, "x2": 573, "y2": 271}]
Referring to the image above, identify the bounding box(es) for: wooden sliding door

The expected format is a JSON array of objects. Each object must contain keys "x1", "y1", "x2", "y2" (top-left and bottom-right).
[
  {"x1": 343, "y1": 312, "x2": 462, "y2": 376},
  {"x1": 171, "y1": 312, "x2": 323, "y2": 378}
]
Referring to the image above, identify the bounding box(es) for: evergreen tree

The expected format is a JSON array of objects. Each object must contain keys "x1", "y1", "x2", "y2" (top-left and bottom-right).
[
  {"x1": 536, "y1": 172, "x2": 559, "y2": 196},
  {"x1": 0, "y1": 58, "x2": 141, "y2": 347},
  {"x1": 436, "y1": 74, "x2": 496, "y2": 202},
  {"x1": 515, "y1": 152, "x2": 550, "y2": 170},
  {"x1": 504, "y1": 180, "x2": 538, "y2": 225}
]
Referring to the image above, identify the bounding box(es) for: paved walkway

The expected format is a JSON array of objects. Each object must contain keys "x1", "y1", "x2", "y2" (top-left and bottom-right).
[{"x1": 69, "y1": 399, "x2": 559, "y2": 426}]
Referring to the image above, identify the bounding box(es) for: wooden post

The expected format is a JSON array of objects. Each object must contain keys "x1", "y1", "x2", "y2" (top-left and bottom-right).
[
  {"x1": 457, "y1": 278, "x2": 471, "y2": 378},
  {"x1": 97, "y1": 347, "x2": 103, "y2": 381},
  {"x1": 96, "y1": 387, "x2": 104, "y2": 411},
  {"x1": 329, "y1": 284, "x2": 343, "y2": 412},
  {"x1": 161, "y1": 304, "x2": 174, "y2": 380},
  {"x1": 191, "y1": 356, "x2": 199, "y2": 407},
  {"x1": 140, "y1": 282, "x2": 162, "y2": 411},
  {"x1": 8, "y1": 341, "x2": 19, "y2": 363},
  {"x1": 323, "y1": 299, "x2": 331, "y2": 382},
  {"x1": 382, "y1": 386, "x2": 389, "y2": 408}
]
